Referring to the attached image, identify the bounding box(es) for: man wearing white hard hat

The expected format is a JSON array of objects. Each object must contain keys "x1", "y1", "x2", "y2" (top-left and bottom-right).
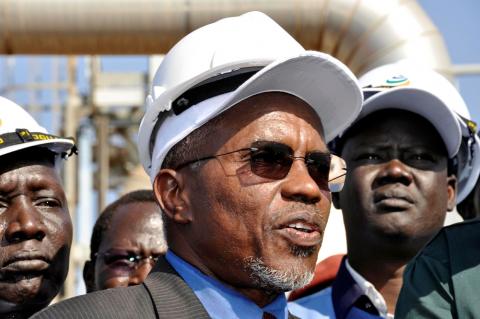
[
  {"x1": 34, "y1": 11, "x2": 362, "y2": 319},
  {"x1": 289, "y1": 60, "x2": 480, "y2": 319},
  {"x1": 0, "y1": 96, "x2": 76, "y2": 319}
]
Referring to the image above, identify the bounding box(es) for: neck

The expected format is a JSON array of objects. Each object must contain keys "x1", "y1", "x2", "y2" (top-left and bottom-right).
[
  {"x1": 346, "y1": 234, "x2": 418, "y2": 314},
  {"x1": 235, "y1": 287, "x2": 279, "y2": 308},
  {"x1": 348, "y1": 255, "x2": 406, "y2": 314},
  {"x1": 3, "y1": 310, "x2": 36, "y2": 319},
  {"x1": 168, "y1": 240, "x2": 279, "y2": 308},
  {"x1": 0, "y1": 300, "x2": 43, "y2": 319}
]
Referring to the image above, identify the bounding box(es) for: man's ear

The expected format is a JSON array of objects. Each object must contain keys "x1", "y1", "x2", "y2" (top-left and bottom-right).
[
  {"x1": 83, "y1": 260, "x2": 96, "y2": 293},
  {"x1": 153, "y1": 169, "x2": 192, "y2": 224},
  {"x1": 332, "y1": 192, "x2": 341, "y2": 209},
  {"x1": 446, "y1": 174, "x2": 457, "y2": 212}
]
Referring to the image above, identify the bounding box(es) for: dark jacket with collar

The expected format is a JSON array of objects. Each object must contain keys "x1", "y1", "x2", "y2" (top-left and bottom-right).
[
  {"x1": 331, "y1": 257, "x2": 383, "y2": 319},
  {"x1": 32, "y1": 256, "x2": 298, "y2": 319}
]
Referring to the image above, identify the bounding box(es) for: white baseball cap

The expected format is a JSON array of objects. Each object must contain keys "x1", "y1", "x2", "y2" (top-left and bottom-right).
[
  {"x1": 138, "y1": 11, "x2": 363, "y2": 181},
  {"x1": 0, "y1": 96, "x2": 76, "y2": 159},
  {"x1": 353, "y1": 61, "x2": 480, "y2": 203}
]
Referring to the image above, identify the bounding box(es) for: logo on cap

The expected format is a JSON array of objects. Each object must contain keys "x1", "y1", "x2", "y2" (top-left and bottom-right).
[
  {"x1": 365, "y1": 74, "x2": 411, "y2": 91},
  {"x1": 385, "y1": 74, "x2": 410, "y2": 87}
]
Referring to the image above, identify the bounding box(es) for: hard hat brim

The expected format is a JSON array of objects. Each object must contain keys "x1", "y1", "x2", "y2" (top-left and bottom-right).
[
  {"x1": 0, "y1": 138, "x2": 75, "y2": 158},
  {"x1": 357, "y1": 87, "x2": 462, "y2": 158}
]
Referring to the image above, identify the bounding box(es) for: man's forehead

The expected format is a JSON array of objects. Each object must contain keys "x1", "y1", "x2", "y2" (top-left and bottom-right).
[
  {"x1": 342, "y1": 109, "x2": 448, "y2": 152},
  {"x1": 347, "y1": 109, "x2": 437, "y2": 137},
  {"x1": 0, "y1": 157, "x2": 56, "y2": 176},
  {"x1": 221, "y1": 92, "x2": 323, "y2": 131},
  {"x1": 216, "y1": 92, "x2": 326, "y2": 147}
]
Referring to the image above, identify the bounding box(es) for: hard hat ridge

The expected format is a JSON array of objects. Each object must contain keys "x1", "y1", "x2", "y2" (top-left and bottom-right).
[{"x1": 138, "y1": 11, "x2": 363, "y2": 182}]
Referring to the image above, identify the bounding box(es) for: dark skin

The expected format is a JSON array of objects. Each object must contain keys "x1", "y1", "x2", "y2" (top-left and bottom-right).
[
  {"x1": 0, "y1": 150, "x2": 72, "y2": 319},
  {"x1": 83, "y1": 202, "x2": 165, "y2": 292},
  {"x1": 154, "y1": 92, "x2": 331, "y2": 307},
  {"x1": 334, "y1": 110, "x2": 456, "y2": 314}
]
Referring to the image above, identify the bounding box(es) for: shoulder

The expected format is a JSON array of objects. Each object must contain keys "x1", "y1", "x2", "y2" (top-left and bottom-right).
[
  {"x1": 32, "y1": 284, "x2": 156, "y2": 319},
  {"x1": 396, "y1": 220, "x2": 480, "y2": 318},
  {"x1": 288, "y1": 286, "x2": 334, "y2": 319},
  {"x1": 415, "y1": 219, "x2": 480, "y2": 266}
]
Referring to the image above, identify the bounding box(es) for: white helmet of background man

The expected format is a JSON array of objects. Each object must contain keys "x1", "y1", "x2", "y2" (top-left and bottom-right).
[
  {"x1": 137, "y1": 11, "x2": 363, "y2": 182},
  {"x1": 354, "y1": 60, "x2": 480, "y2": 203},
  {"x1": 0, "y1": 96, "x2": 76, "y2": 159}
]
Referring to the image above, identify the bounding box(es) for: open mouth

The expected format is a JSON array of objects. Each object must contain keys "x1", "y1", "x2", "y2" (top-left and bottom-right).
[
  {"x1": 277, "y1": 220, "x2": 322, "y2": 247},
  {"x1": 286, "y1": 222, "x2": 317, "y2": 233}
]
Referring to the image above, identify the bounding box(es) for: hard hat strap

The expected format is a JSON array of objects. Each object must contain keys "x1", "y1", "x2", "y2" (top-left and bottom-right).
[{"x1": 172, "y1": 66, "x2": 262, "y2": 115}]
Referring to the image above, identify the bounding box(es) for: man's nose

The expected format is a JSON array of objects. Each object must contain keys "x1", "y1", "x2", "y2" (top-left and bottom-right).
[
  {"x1": 281, "y1": 160, "x2": 323, "y2": 204},
  {"x1": 5, "y1": 201, "x2": 47, "y2": 243},
  {"x1": 374, "y1": 159, "x2": 414, "y2": 187},
  {"x1": 128, "y1": 261, "x2": 154, "y2": 286}
]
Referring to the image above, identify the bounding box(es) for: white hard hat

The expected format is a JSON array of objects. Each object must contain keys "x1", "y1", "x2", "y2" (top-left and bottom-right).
[
  {"x1": 354, "y1": 61, "x2": 480, "y2": 203},
  {"x1": 138, "y1": 11, "x2": 363, "y2": 181},
  {"x1": 0, "y1": 96, "x2": 76, "y2": 159}
]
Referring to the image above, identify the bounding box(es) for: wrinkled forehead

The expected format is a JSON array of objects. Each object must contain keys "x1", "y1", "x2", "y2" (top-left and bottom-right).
[
  {"x1": 102, "y1": 204, "x2": 164, "y2": 249},
  {"x1": 353, "y1": 109, "x2": 439, "y2": 136},
  {"x1": 213, "y1": 92, "x2": 325, "y2": 144},
  {"x1": 0, "y1": 147, "x2": 58, "y2": 175}
]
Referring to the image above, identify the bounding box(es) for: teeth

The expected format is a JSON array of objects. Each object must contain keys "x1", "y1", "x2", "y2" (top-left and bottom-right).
[{"x1": 288, "y1": 223, "x2": 313, "y2": 232}]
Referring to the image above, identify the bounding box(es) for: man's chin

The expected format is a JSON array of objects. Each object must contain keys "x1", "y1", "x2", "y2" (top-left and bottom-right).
[
  {"x1": 0, "y1": 276, "x2": 55, "y2": 309},
  {"x1": 0, "y1": 293, "x2": 48, "y2": 316},
  {"x1": 244, "y1": 256, "x2": 314, "y2": 293}
]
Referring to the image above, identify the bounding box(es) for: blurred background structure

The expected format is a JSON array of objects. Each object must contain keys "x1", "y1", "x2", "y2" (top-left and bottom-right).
[{"x1": 0, "y1": 0, "x2": 479, "y2": 298}]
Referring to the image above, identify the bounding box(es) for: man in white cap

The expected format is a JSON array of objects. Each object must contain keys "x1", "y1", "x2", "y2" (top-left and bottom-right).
[
  {"x1": 0, "y1": 96, "x2": 76, "y2": 319},
  {"x1": 34, "y1": 11, "x2": 362, "y2": 319},
  {"x1": 289, "y1": 61, "x2": 480, "y2": 319}
]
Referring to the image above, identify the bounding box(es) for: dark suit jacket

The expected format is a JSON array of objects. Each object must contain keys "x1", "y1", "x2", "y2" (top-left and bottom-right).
[{"x1": 32, "y1": 256, "x2": 299, "y2": 319}]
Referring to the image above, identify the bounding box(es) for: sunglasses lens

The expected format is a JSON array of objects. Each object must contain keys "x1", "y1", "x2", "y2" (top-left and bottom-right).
[
  {"x1": 248, "y1": 142, "x2": 346, "y2": 192},
  {"x1": 328, "y1": 155, "x2": 347, "y2": 192},
  {"x1": 250, "y1": 143, "x2": 292, "y2": 180},
  {"x1": 102, "y1": 251, "x2": 137, "y2": 271},
  {"x1": 305, "y1": 153, "x2": 331, "y2": 190},
  {"x1": 305, "y1": 153, "x2": 346, "y2": 192}
]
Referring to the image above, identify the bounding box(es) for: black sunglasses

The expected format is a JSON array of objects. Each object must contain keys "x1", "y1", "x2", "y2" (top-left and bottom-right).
[
  {"x1": 95, "y1": 249, "x2": 160, "y2": 273},
  {"x1": 175, "y1": 141, "x2": 347, "y2": 192}
]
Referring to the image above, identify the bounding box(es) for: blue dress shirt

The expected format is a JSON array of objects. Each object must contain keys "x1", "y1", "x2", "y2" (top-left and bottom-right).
[
  {"x1": 166, "y1": 250, "x2": 289, "y2": 319},
  {"x1": 288, "y1": 257, "x2": 386, "y2": 319}
]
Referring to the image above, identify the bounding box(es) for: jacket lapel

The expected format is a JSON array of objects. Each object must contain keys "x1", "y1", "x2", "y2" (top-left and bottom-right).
[{"x1": 143, "y1": 256, "x2": 211, "y2": 319}]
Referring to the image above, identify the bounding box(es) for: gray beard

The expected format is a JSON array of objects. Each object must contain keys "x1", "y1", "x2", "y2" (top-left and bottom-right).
[{"x1": 244, "y1": 256, "x2": 314, "y2": 293}]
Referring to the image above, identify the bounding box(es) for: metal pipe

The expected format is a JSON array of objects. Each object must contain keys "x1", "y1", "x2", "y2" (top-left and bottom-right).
[
  {"x1": 63, "y1": 56, "x2": 80, "y2": 298},
  {"x1": 450, "y1": 64, "x2": 480, "y2": 76},
  {"x1": 0, "y1": 0, "x2": 451, "y2": 75},
  {"x1": 95, "y1": 114, "x2": 110, "y2": 212}
]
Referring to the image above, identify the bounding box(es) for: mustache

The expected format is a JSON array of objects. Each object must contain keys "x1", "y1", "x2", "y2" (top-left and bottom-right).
[
  {"x1": 268, "y1": 203, "x2": 328, "y2": 229},
  {"x1": 271, "y1": 202, "x2": 326, "y2": 217}
]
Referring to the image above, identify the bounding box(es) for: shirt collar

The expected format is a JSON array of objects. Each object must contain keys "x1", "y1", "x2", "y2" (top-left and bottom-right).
[
  {"x1": 165, "y1": 250, "x2": 288, "y2": 319},
  {"x1": 331, "y1": 256, "x2": 393, "y2": 319},
  {"x1": 332, "y1": 256, "x2": 366, "y2": 319},
  {"x1": 345, "y1": 259, "x2": 389, "y2": 318}
]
